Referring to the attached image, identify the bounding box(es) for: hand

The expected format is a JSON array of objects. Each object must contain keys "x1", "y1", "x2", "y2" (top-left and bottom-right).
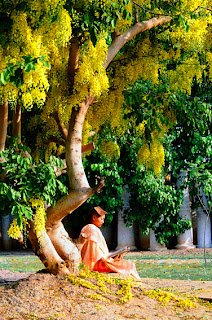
[{"x1": 114, "y1": 253, "x2": 124, "y2": 261}]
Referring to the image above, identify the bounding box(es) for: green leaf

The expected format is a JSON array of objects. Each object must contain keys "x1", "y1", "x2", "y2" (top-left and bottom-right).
[
  {"x1": 122, "y1": 9, "x2": 127, "y2": 20},
  {"x1": 0, "y1": 69, "x2": 10, "y2": 85},
  {"x1": 25, "y1": 63, "x2": 36, "y2": 73},
  {"x1": 43, "y1": 60, "x2": 51, "y2": 70},
  {"x1": 22, "y1": 56, "x2": 32, "y2": 63}
]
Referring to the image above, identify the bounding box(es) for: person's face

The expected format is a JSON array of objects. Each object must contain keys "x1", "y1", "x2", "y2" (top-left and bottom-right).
[{"x1": 91, "y1": 214, "x2": 105, "y2": 228}]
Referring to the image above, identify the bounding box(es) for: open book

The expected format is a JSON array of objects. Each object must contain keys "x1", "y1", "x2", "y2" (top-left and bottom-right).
[{"x1": 107, "y1": 246, "x2": 130, "y2": 258}]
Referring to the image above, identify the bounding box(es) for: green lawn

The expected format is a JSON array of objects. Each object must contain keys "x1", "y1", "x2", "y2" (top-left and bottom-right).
[
  {"x1": 0, "y1": 252, "x2": 212, "y2": 281},
  {"x1": 0, "y1": 254, "x2": 44, "y2": 273},
  {"x1": 134, "y1": 259, "x2": 212, "y2": 281},
  {"x1": 126, "y1": 252, "x2": 212, "y2": 260}
]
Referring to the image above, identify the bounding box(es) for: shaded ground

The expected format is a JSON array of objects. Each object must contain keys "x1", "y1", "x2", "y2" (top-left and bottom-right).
[{"x1": 0, "y1": 249, "x2": 212, "y2": 320}]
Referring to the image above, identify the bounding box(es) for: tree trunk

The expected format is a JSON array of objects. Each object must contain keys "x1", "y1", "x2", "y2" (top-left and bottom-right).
[
  {"x1": 29, "y1": 96, "x2": 103, "y2": 275},
  {"x1": 0, "y1": 101, "x2": 11, "y2": 250},
  {"x1": 27, "y1": 220, "x2": 70, "y2": 275},
  {"x1": 12, "y1": 103, "x2": 21, "y2": 142},
  {"x1": 0, "y1": 100, "x2": 8, "y2": 153}
]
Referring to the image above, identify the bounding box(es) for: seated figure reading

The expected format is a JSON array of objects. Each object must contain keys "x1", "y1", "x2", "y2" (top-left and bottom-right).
[{"x1": 80, "y1": 206, "x2": 140, "y2": 280}]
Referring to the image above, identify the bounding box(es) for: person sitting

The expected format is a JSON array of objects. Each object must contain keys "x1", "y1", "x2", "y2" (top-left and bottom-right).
[{"x1": 80, "y1": 206, "x2": 141, "y2": 280}]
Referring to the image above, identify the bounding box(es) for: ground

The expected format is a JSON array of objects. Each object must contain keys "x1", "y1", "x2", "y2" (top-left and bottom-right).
[{"x1": 0, "y1": 249, "x2": 212, "y2": 320}]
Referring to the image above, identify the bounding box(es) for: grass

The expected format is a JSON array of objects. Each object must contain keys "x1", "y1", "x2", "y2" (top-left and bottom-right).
[
  {"x1": 134, "y1": 259, "x2": 212, "y2": 281},
  {"x1": 0, "y1": 251, "x2": 212, "y2": 281},
  {"x1": 126, "y1": 252, "x2": 212, "y2": 260},
  {"x1": 0, "y1": 254, "x2": 43, "y2": 273}
]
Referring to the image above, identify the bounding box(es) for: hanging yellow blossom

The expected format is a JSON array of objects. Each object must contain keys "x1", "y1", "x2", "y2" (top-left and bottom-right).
[
  {"x1": 138, "y1": 133, "x2": 165, "y2": 176},
  {"x1": 136, "y1": 120, "x2": 147, "y2": 136},
  {"x1": 138, "y1": 142, "x2": 151, "y2": 167},
  {"x1": 100, "y1": 140, "x2": 120, "y2": 160},
  {"x1": 8, "y1": 219, "x2": 22, "y2": 240},
  {"x1": 29, "y1": 198, "x2": 46, "y2": 241}
]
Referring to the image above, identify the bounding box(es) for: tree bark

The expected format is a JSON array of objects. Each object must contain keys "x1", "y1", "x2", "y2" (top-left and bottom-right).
[
  {"x1": 0, "y1": 100, "x2": 8, "y2": 153},
  {"x1": 105, "y1": 16, "x2": 171, "y2": 68},
  {"x1": 27, "y1": 221, "x2": 71, "y2": 275},
  {"x1": 12, "y1": 103, "x2": 21, "y2": 141},
  {"x1": 46, "y1": 222, "x2": 81, "y2": 271},
  {"x1": 65, "y1": 96, "x2": 93, "y2": 190},
  {"x1": 68, "y1": 38, "x2": 79, "y2": 87}
]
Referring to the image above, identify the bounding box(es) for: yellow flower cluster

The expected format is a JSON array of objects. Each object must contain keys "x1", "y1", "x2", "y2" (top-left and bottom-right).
[
  {"x1": 0, "y1": 81, "x2": 19, "y2": 106},
  {"x1": 67, "y1": 273, "x2": 99, "y2": 290},
  {"x1": 82, "y1": 120, "x2": 92, "y2": 148},
  {"x1": 67, "y1": 265, "x2": 137, "y2": 304},
  {"x1": 88, "y1": 36, "x2": 163, "y2": 137},
  {"x1": 206, "y1": 52, "x2": 212, "y2": 80},
  {"x1": 150, "y1": 137, "x2": 165, "y2": 176},
  {"x1": 85, "y1": 293, "x2": 108, "y2": 302},
  {"x1": 8, "y1": 218, "x2": 22, "y2": 240},
  {"x1": 166, "y1": 56, "x2": 202, "y2": 94},
  {"x1": 44, "y1": 142, "x2": 58, "y2": 163},
  {"x1": 138, "y1": 131, "x2": 165, "y2": 176},
  {"x1": 100, "y1": 140, "x2": 120, "y2": 160},
  {"x1": 181, "y1": 0, "x2": 208, "y2": 12},
  {"x1": 86, "y1": 89, "x2": 126, "y2": 136},
  {"x1": 0, "y1": 1, "x2": 72, "y2": 112},
  {"x1": 71, "y1": 38, "x2": 109, "y2": 106},
  {"x1": 29, "y1": 198, "x2": 46, "y2": 241},
  {"x1": 136, "y1": 120, "x2": 147, "y2": 137},
  {"x1": 116, "y1": 278, "x2": 133, "y2": 303},
  {"x1": 0, "y1": 12, "x2": 50, "y2": 109},
  {"x1": 176, "y1": 297, "x2": 198, "y2": 309},
  {"x1": 143, "y1": 289, "x2": 198, "y2": 309},
  {"x1": 28, "y1": 0, "x2": 66, "y2": 25},
  {"x1": 138, "y1": 142, "x2": 151, "y2": 166},
  {"x1": 116, "y1": 2, "x2": 133, "y2": 33}
]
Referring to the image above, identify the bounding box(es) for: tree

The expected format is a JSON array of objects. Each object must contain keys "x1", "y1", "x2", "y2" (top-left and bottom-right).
[{"x1": 0, "y1": 0, "x2": 212, "y2": 275}]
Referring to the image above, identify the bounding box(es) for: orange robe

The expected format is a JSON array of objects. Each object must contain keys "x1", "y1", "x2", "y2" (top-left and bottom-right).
[{"x1": 80, "y1": 224, "x2": 140, "y2": 280}]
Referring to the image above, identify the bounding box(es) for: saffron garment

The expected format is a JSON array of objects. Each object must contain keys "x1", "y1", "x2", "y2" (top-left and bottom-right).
[{"x1": 80, "y1": 224, "x2": 141, "y2": 280}]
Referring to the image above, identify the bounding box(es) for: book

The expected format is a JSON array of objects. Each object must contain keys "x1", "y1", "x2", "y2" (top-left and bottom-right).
[{"x1": 107, "y1": 246, "x2": 130, "y2": 258}]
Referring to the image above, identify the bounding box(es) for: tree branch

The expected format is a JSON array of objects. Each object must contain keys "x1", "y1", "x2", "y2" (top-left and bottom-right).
[
  {"x1": 82, "y1": 142, "x2": 95, "y2": 154},
  {"x1": 46, "y1": 177, "x2": 104, "y2": 225},
  {"x1": 105, "y1": 16, "x2": 171, "y2": 69},
  {"x1": 53, "y1": 111, "x2": 68, "y2": 140},
  {"x1": 68, "y1": 37, "x2": 79, "y2": 88},
  {"x1": 65, "y1": 95, "x2": 93, "y2": 190}
]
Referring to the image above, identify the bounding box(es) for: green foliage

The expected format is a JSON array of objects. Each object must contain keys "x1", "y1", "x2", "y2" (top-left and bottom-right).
[
  {"x1": 0, "y1": 55, "x2": 51, "y2": 88},
  {"x1": 188, "y1": 166, "x2": 212, "y2": 213},
  {"x1": 0, "y1": 139, "x2": 68, "y2": 226},
  {"x1": 83, "y1": 147, "x2": 124, "y2": 223},
  {"x1": 125, "y1": 169, "x2": 191, "y2": 246},
  {"x1": 65, "y1": 0, "x2": 132, "y2": 45},
  {"x1": 167, "y1": 86, "x2": 212, "y2": 213},
  {"x1": 124, "y1": 79, "x2": 173, "y2": 142},
  {"x1": 123, "y1": 78, "x2": 212, "y2": 244}
]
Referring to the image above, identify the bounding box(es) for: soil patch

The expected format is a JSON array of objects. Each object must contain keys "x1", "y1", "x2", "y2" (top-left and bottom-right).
[{"x1": 0, "y1": 271, "x2": 212, "y2": 320}]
